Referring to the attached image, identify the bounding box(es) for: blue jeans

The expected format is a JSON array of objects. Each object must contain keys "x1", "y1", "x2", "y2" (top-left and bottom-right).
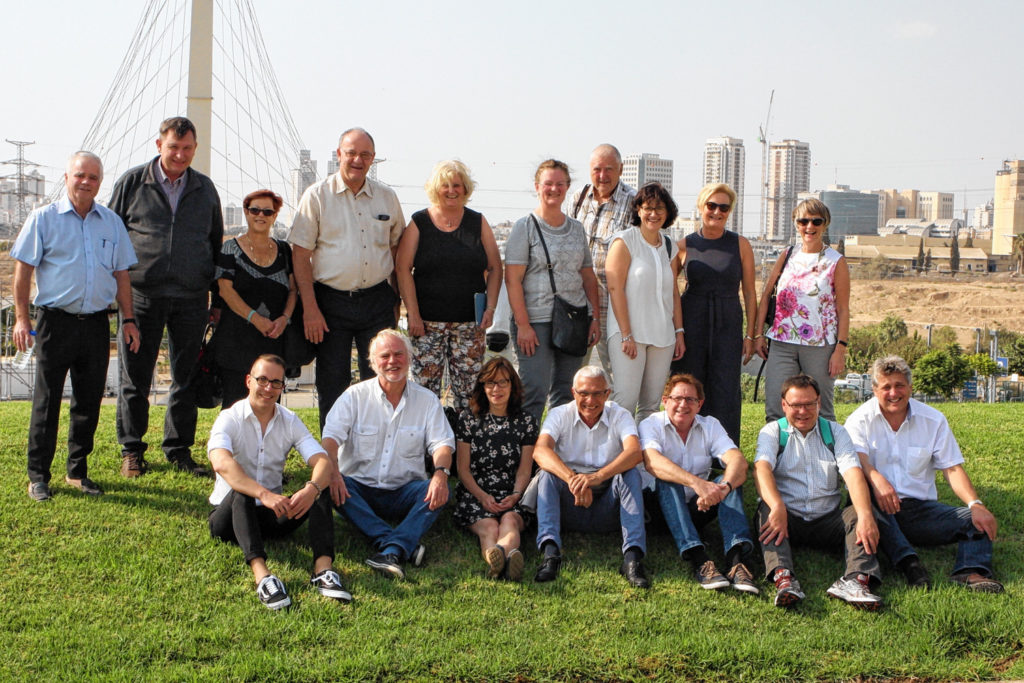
[
  {"x1": 883, "y1": 498, "x2": 994, "y2": 577},
  {"x1": 656, "y1": 478, "x2": 754, "y2": 557},
  {"x1": 512, "y1": 321, "x2": 583, "y2": 427},
  {"x1": 535, "y1": 469, "x2": 646, "y2": 555},
  {"x1": 334, "y1": 477, "x2": 446, "y2": 561}
]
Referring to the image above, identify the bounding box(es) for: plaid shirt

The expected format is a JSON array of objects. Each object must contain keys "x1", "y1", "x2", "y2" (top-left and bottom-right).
[{"x1": 567, "y1": 181, "x2": 636, "y2": 326}]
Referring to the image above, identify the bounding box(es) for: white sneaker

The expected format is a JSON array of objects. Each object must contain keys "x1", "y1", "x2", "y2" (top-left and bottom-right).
[
  {"x1": 256, "y1": 575, "x2": 291, "y2": 611},
  {"x1": 826, "y1": 574, "x2": 882, "y2": 611}
]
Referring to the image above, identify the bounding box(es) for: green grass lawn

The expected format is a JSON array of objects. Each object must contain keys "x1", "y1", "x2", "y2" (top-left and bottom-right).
[{"x1": 2, "y1": 400, "x2": 1021, "y2": 681}]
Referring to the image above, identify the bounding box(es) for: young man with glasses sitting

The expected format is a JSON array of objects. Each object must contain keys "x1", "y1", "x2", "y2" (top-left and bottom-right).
[
  {"x1": 206, "y1": 354, "x2": 350, "y2": 610},
  {"x1": 638, "y1": 374, "x2": 758, "y2": 594}
]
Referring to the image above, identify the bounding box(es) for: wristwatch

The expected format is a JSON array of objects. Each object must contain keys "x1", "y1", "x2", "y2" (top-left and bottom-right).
[{"x1": 436, "y1": 466, "x2": 451, "y2": 477}]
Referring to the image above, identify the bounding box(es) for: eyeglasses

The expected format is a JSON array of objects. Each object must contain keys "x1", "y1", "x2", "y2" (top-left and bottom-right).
[
  {"x1": 641, "y1": 204, "x2": 667, "y2": 214},
  {"x1": 574, "y1": 389, "x2": 609, "y2": 399},
  {"x1": 783, "y1": 400, "x2": 817, "y2": 410},
  {"x1": 796, "y1": 217, "x2": 825, "y2": 227},
  {"x1": 246, "y1": 207, "x2": 276, "y2": 217},
  {"x1": 343, "y1": 150, "x2": 374, "y2": 161},
  {"x1": 666, "y1": 395, "x2": 700, "y2": 405},
  {"x1": 484, "y1": 379, "x2": 511, "y2": 389},
  {"x1": 253, "y1": 376, "x2": 285, "y2": 390},
  {"x1": 705, "y1": 201, "x2": 731, "y2": 213}
]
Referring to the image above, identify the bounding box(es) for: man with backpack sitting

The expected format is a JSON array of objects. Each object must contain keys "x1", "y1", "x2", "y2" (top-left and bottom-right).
[{"x1": 753, "y1": 373, "x2": 884, "y2": 610}]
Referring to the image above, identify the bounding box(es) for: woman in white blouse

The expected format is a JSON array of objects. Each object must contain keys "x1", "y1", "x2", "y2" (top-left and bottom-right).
[{"x1": 605, "y1": 183, "x2": 686, "y2": 420}]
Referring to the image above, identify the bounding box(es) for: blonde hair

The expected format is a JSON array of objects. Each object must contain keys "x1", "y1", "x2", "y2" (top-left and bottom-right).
[
  {"x1": 424, "y1": 159, "x2": 474, "y2": 206},
  {"x1": 697, "y1": 183, "x2": 737, "y2": 213}
]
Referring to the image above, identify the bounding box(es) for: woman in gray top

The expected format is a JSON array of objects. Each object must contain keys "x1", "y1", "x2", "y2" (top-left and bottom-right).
[{"x1": 505, "y1": 159, "x2": 600, "y2": 425}]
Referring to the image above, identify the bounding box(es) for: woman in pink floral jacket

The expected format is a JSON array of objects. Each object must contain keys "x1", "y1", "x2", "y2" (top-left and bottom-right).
[{"x1": 753, "y1": 198, "x2": 850, "y2": 421}]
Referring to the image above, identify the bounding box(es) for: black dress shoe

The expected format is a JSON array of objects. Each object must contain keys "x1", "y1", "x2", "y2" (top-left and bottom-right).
[
  {"x1": 620, "y1": 559, "x2": 650, "y2": 589},
  {"x1": 28, "y1": 481, "x2": 52, "y2": 501},
  {"x1": 169, "y1": 455, "x2": 212, "y2": 478},
  {"x1": 534, "y1": 556, "x2": 562, "y2": 583},
  {"x1": 65, "y1": 476, "x2": 103, "y2": 496}
]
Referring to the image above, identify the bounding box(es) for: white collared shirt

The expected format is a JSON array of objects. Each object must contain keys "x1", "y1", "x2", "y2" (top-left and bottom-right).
[
  {"x1": 322, "y1": 377, "x2": 455, "y2": 490},
  {"x1": 844, "y1": 397, "x2": 964, "y2": 501},
  {"x1": 755, "y1": 419, "x2": 860, "y2": 521},
  {"x1": 639, "y1": 412, "x2": 737, "y2": 502},
  {"x1": 207, "y1": 399, "x2": 325, "y2": 506},
  {"x1": 539, "y1": 400, "x2": 638, "y2": 472}
]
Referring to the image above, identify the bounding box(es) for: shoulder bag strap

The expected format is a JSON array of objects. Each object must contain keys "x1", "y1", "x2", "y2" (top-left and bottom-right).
[
  {"x1": 529, "y1": 214, "x2": 559, "y2": 296},
  {"x1": 571, "y1": 184, "x2": 590, "y2": 219}
]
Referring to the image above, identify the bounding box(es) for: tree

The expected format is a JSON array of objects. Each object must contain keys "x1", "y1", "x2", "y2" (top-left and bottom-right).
[
  {"x1": 1012, "y1": 234, "x2": 1024, "y2": 273},
  {"x1": 1005, "y1": 336, "x2": 1024, "y2": 375},
  {"x1": 836, "y1": 237, "x2": 845, "y2": 256},
  {"x1": 916, "y1": 238, "x2": 925, "y2": 273},
  {"x1": 924, "y1": 248, "x2": 933, "y2": 271},
  {"x1": 932, "y1": 326, "x2": 958, "y2": 347},
  {"x1": 965, "y1": 232, "x2": 974, "y2": 248},
  {"x1": 914, "y1": 344, "x2": 972, "y2": 398},
  {"x1": 878, "y1": 314, "x2": 908, "y2": 343},
  {"x1": 968, "y1": 353, "x2": 1000, "y2": 380},
  {"x1": 950, "y1": 237, "x2": 960, "y2": 273}
]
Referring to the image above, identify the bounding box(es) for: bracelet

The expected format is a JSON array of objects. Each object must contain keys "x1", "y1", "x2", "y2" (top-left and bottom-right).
[
  {"x1": 305, "y1": 480, "x2": 323, "y2": 495},
  {"x1": 622, "y1": 334, "x2": 634, "y2": 343},
  {"x1": 724, "y1": 481, "x2": 733, "y2": 492},
  {"x1": 122, "y1": 318, "x2": 137, "y2": 326},
  {"x1": 837, "y1": 340, "x2": 848, "y2": 347},
  {"x1": 967, "y1": 499, "x2": 983, "y2": 509},
  {"x1": 674, "y1": 327, "x2": 685, "y2": 334},
  {"x1": 246, "y1": 309, "x2": 256, "y2": 324},
  {"x1": 512, "y1": 490, "x2": 523, "y2": 497}
]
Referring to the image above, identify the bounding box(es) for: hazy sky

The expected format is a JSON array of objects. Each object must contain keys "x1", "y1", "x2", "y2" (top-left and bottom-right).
[{"x1": 3, "y1": 0, "x2": 1022, "y2": 233}]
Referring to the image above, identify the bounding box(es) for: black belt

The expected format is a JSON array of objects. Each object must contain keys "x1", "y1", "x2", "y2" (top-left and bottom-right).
[
  {"x1": 40, "y1": 306, "x2": 111, "y2": 320},
  {"x1": 318, "y1": 280, "x2": 390, "y2": 298}
]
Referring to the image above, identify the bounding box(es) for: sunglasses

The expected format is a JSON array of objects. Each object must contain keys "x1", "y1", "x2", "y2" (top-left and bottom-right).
[
  {"x1": 705, "y1": 201, "x2": 731, "y2": 213},
  {"x1": 246, "y1": 207, "x2": 276, "y2": 217},
  {"x1": 796, "y1": 217, "x2": 825, "y2": 227}
]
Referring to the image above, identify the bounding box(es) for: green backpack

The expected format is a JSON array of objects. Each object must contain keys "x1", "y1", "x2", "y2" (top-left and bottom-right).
[{"x1": 776, "y1": 416, "x2": 835, "y2": 456}]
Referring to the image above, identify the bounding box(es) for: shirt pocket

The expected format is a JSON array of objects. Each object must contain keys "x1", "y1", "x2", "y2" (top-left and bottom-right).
[
  {"x1": 353, "y1": 427, "x2": 379, "y2": 464},
  {"x1": 906, "y1": 446, "x2": 932, "y2": 478},
  {"x1": 395, "y1": 426, "x2": 426, "y2": 460},
  {"x1": 819, "y1": 458, "x2": 839, "y2": 492}
]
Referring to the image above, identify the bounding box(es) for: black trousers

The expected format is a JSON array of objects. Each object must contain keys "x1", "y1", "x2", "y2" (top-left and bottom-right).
[
  {"x1": 26, "y1": 308, "x2": 110, "y2": 484},
  {"x1": 313, "y1": 281, "x2": 396, "y2": 429},
  {"x1": 208, "y1": 489, "x2": 335, "y2": 565},
  {"x1": 116, "y1": 292, "x2": 207, "y2": 461}
]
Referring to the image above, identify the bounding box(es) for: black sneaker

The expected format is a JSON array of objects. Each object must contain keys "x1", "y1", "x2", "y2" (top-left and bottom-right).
[
  {"x1": 366, "y1": 553, "x2": 405, "y2": 579},
  {"x1": 310, "y1": 569, "x2": 352, "y2": 603},
  {"x1": 169, "y1": 454, "x2": 212, "y2": 478},
  {"x1": 696, "y1": 560, "x2": 730, "y2": 590},
  {"x1": 256, "y1": 575, "x2": 291, "y2": 610}
]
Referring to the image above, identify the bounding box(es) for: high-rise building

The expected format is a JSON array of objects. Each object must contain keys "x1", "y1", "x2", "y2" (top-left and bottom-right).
[
  {"x1": 702, "y1": 137, "x2": 745, "y2": 234},
  {"x1": 917, "y1": 191, "x2": 954, "y2": 221},
  {"x1": 974, "y1": 200, "x2": 994, "y2": 229},
  {"x1": 622, "y1": 153, "x2": 673, "y2": 194},
  {"x1": 993, "y1": 160, "x2": 1024, "y2": 256},
  {"x1": 766, "y1": 139, "x2": 810, "y2": 242},
  {"x1": 326, "y1": 150, "x2": 339, "y2": 177},
  {"x1": 290, "y1": 149, "x2": 317, "y2": 207},
  {"x1": 798, "y1": 185, "x2": 880, "y2": 241}
]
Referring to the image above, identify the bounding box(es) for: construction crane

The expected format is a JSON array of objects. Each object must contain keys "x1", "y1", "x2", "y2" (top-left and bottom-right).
[{"x1": 758, "y1": 90, "x2": 774, "y2": 241}]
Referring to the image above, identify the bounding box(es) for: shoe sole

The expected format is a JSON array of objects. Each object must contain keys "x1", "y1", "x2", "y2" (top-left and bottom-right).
[
  {"x1": 28, "y1": 488, "x2": 51, "y2": 502},
  {"x1": 731, "y1": 582, "x2": 761, "y2": 595},
  {"x1": 700, "y1": 579, "x2": 731, "y2": 590},
  {"x1": 365, "y1": 558, "x2": 405, "y2": 580},
  {"x1": 484, "y1": 547, "x2": 505, "y2": 579},
  {"x1": 506, "y1": 550, "x2": 524, "y2": 582},
  {"x1": 410, "y1": 545, "x2": 426, "y2": 568},
  {"x1": 262, "y1": 596, "x2": 292, "y2": 611},
  {"x1": 826, "y1": 590, "x2": 882, "y2": 611},
  {"x1": 317, "y1": 587, "x2": 353, "y2": 603},
  {"x1": 774, "y1": 590, "x2": 803, "y2": 608},
  {"x1": 959, "y1": 581, "x2": 1004, "y2": 594}
]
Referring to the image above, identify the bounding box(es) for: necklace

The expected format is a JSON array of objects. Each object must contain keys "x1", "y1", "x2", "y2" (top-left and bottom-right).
[
  {"x1": 435, "y1": 207, "x2": 464, "y2": 230},
  {"x1": 244, "y1": 234, "x2": 275, "y2": 266}
]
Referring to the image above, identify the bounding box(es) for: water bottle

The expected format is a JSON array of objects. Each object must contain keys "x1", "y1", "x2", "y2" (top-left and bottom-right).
[{"x1": 12, "y1": 330, "x2": 37, "y2": 369}]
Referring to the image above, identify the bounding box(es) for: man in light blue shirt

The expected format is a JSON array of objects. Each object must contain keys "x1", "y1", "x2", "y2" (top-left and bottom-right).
[{"x1": 12, "y1": 151, "x2": 139, "y2": 501}]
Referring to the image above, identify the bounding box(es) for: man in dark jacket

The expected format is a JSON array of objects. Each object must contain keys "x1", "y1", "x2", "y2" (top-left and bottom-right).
[{"x1": 108, "y1": 116, "x2": 224, "y2": 478}]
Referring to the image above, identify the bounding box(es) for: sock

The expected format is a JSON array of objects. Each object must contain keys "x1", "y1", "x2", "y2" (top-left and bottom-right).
[
  {"x1": 726, "y1": 545, "x2": 745, "y2": 569},
  {"x1": 897, "y1": 555, "x2": 920, "y2": 571},
  {"x1": 681, "y1": 546, "x2": 710, "y2": 568},
  {"x1": 623, "y1": 547, "x2": 643, "y2": 564}
]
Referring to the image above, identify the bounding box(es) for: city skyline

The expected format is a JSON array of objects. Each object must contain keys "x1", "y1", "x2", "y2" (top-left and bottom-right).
[{"x1": 2, "y1": 0, "x2": 1022, "y2": 234}]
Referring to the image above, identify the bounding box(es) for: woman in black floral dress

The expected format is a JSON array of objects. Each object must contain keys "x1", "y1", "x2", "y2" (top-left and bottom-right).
[{"x1": 455, "y1": 357, "x2": 537, "y2": 580}]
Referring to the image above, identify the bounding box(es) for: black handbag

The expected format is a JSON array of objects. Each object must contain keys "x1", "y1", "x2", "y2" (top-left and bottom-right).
[
  {"x1": 189, "y1": 322, "x2": 223, "y2": 409},
  {"x1": 282, "y1": 296, "x2": 316, "y2": 378},
  {"x1": 530, "y1": 215, "x2": 591, "y2": 357}
]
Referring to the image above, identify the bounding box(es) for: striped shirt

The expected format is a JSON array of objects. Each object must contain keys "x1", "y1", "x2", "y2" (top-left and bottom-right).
[{"x1": 755, "y1": 419, "x2": 860, "y2": 521}]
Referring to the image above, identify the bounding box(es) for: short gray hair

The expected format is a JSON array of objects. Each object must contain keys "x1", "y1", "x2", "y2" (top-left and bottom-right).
[
  {"x1": 591, "y1": 144, "x2": 622, "y2": 165},
  {"x1": 573, "y1": 365, "x2": 609, "y2": 389},
  {"x1": 871, "y1": 355, "x2": 912, "y2": 387},
  {"x1": 66, "y1": 151, "x2": 103, "y2": 176},
  {"x1": 339, "y1": 127, "x2": 375, "y2": 150},
  {"x1": 369, "y1": 328, "x2": 413, "y2": 375}
]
